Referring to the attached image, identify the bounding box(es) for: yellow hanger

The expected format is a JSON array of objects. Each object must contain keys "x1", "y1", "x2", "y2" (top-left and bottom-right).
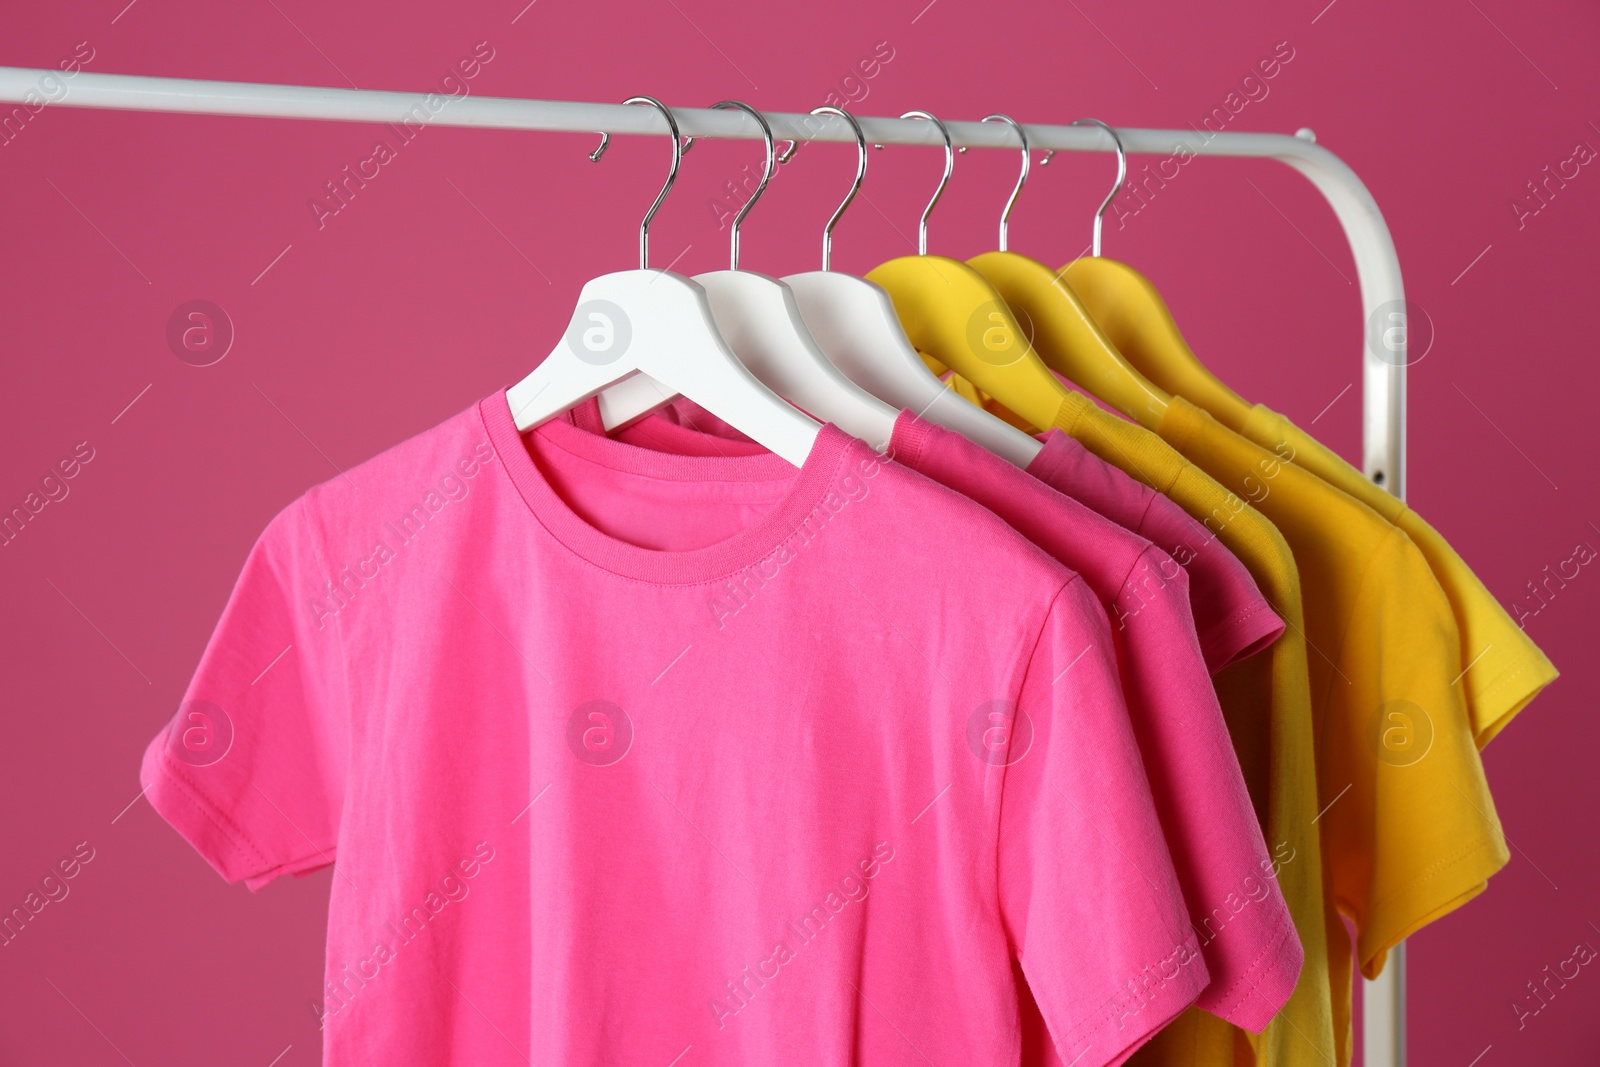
[
  {"x1": 865, "y1": 111, "x2": 1071, "y2": 435},
  {"x1": 1056, "y1": 119, "x2": 1250, "y2": 424},
  {"x1": 964, "y1": 115, "x2": 1169, "y2": 429}
]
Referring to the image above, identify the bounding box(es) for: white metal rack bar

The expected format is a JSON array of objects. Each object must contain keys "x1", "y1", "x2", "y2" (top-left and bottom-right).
[{"x1": 0, "y1": 64, "x2": 1406, "y2": 1065}]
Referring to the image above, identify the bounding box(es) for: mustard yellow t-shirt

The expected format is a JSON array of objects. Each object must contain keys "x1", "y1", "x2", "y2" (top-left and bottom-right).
[
  {"x1": 1043, "y1": 390, "x2": 1336, "y2": 1067},
  {"x1": 1234, "y1": 403, "x2": 1557, "y2": 747},
  {"x1": 1154, "y1": 396, "x2": 1509, "y2": 1067}
]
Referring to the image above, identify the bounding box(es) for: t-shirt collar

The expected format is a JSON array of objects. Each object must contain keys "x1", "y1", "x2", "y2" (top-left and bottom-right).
[{"x1": 479, "y1": 389, "x2": 854, "y2": 585}]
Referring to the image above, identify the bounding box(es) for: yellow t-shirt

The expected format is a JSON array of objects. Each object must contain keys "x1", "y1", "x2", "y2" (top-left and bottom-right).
[
  {"x1": 1234, "y1": 403, "x2": 1557, "y2": 747},
  {"x1": 1043, "y1": 390, "x2": 1335, "y2": 1067},
  {"x1": 1154, "y1": 395, "x2": 1509, "y2": 1067}
]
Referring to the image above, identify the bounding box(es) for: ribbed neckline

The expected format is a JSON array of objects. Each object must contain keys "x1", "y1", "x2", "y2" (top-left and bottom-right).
[
  {"x1": 888, "y1": 409, "x2": 936, "y2": 469},
  {"x1": 479, "y1": 389, "x2": 853, "y2": 584},
  {"x1": 1050, "y1": 391, "x2": 1091, "y2": 436}
]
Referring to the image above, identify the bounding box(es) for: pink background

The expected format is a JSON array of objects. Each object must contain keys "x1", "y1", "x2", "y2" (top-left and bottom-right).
[{"x1": 2, "y1": 0, "x2": 1596, "y2": 1063}]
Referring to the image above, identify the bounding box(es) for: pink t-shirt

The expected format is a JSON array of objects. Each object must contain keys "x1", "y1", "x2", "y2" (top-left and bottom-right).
[
  {"x1": 594, "y1": 401, "x2": 1301, "y2": 1040},
  {"x1": 1027, "y1": 429, "x2": 1284, "y2": 674},
  {"x1": 140, "y1": 390, "x2": 1205, "y2": 1067}
]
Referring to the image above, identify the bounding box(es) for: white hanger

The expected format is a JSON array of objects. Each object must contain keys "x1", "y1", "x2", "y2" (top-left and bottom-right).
[
  {"x1": 780, "y1": 107, "x2": 1042, "y2": 468},
  {"x1": 507, "y1": 96, "x2": 818, "y2": 467},
  {"x1": 598, "y1": 100, "x2": 900, "y2": 452}
]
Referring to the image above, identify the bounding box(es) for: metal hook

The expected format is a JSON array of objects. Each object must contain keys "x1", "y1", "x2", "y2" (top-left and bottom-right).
[
  {"x1": 981, "y1": 114, "x2": 1029, "y2": 252},
  {"x1": 704, "y1": 100, "x2": 777, "y2": 271},
  {"x1": 899, "y1": 110, "x2": 954, "y2": 256},
  {"x1": 797, "y1": 106, "x2": 868, "y2": 271},
  {"x1": 1071, "y1": 118, "x2": 1126, "y2": 258},
  {"x1": 588, "y1": 96, "x2": 691, "y2": 270},
  {"x1": 593, "y1": 121, "x2": 695, "y2": 164}
]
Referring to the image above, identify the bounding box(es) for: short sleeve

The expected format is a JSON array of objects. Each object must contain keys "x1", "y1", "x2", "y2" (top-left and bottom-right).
[
  {"x1": 1028, "y1": 428, "x2": 1285, "y2": 674},
  {"x1": 1242, "y1": 404, "x2": 1557, "y2": 747},
  {"x1": 1325, "y1": 528, "x2": 1510, "y2": 975},
  {"x1": 139, "y1": 494, "x2": 350, "y2": 891},
  {"x1": 1140, "y1": 498, "x2": 1285, "y2": 675},
  {"x1": 998, "y1": 579, "x2": 1209, "y2": 1067},
  {"x1": 1398, "y1": 509, "x2": 1558, "y2": 747}
]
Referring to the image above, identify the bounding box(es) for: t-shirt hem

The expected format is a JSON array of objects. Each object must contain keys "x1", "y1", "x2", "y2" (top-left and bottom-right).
[
  {"x1": 1470, "y1": 652, "x2": 1560, "y2": 748},
  {"x1": 140, "y1": 732, "x2": 276, "y2": 890},
  {"x1": 1357, "y1": 832, "x2": 1510, "y2": 979},
  {"x1": 1196, "y1": 904, "x2": 1304, "y2": 1033},
  {"x1": 1197, "y1": 600, "x2": 1286, "y2": 676},
  {"x1": 1052, "y1": 932, "x2": 1211, "y2": 1067}
]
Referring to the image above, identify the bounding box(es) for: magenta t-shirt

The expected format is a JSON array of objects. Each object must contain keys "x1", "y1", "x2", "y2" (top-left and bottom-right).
[
  {"x1": 140, "y1": 391, "x2": 1206, "y2": 1067},
  {"x1": 1026, "y1": 429, "x2": 1284, "y2": 674},
  {"x1": 888, "y1": 415, "x2": 1300, "y2": 1026},
  {"x1": 598, "y1": 401, "x2": 1301, "y2": 1042}
]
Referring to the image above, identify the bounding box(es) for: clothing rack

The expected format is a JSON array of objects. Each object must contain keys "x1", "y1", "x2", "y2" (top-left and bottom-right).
[{"x1": 0, "y1": 65, "x2": 1408, "y2": 1066}]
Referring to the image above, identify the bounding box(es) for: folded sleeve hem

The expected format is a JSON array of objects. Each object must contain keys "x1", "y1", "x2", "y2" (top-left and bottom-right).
[
  {"x1": 139, "y1": 732, "x2": 333, "y2": 892},
  {"x1": 1471, "y1": 653, "x2": 1559, "y2": 748},
  {"x1": 1198, "y1": 600, "x2": 1286, "y2": 676},
  {"x1": 1054, "y1": 933, "x2": 1212, "y2": 1067},
  {"x1": 1196, "y1": 906, "x2": 1304, "y2": 1033},
  {"x1": 141, "y1": 734, "x2": 272, "y2": 888},
  {"x1": 1357, "y1": 834, "x2": 1510, "y2": 979}
]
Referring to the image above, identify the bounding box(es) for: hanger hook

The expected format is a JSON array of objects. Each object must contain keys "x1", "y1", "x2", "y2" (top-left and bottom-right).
[
  {"x1": 589, "y1": 96, "x2": 689, "y2": 271},
  {"x1": 1071, "y1": 118, "x2": 1126, "y2": 257},
  {"x1": 899, "y1": 111, "x2": 954, "y2": 256},
  {"x1": 801, "y1": 106, "x2": 867, "y2": 272},
  {"x1": 981, "y1": 114, "x2": 1029, "y2": 252},
  {"x1": 705, "y1": 100, "x2": 776, "y2": 271}
]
